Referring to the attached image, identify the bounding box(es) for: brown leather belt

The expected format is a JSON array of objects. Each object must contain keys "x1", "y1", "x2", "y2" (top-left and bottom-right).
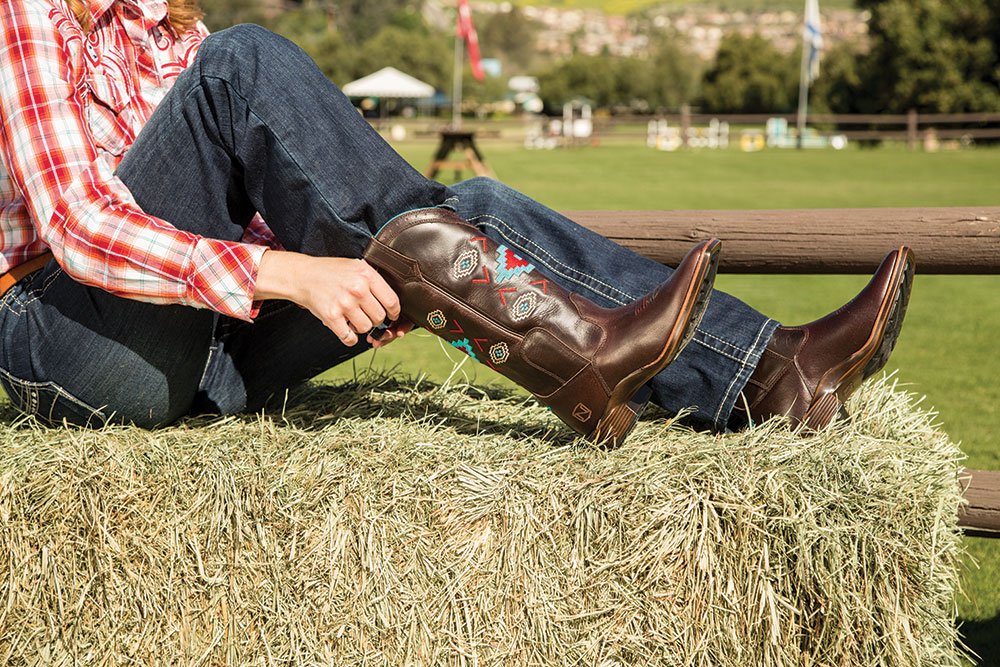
[{"x1": 0, "y1": 252, "x2": 53, "y2": 297}]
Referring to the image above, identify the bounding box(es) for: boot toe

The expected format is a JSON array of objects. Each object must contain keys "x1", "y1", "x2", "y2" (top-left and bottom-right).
[{"x1": 741, "y1": 246, "x2": 914, "y2": 432}]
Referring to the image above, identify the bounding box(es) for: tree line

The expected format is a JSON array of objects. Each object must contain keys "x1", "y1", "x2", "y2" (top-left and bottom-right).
[{"x1": 199, "y1": 0, "x2": 1000, "y2": 116}]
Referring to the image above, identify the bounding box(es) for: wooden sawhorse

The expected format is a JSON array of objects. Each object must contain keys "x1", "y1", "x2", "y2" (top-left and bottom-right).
[{"x1": 426, "y1": 129, "x2": 494, "y2": 181}]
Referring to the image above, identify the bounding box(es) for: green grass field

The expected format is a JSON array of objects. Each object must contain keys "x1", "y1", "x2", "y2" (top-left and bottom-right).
[
  {"x1": 507, "y1": 0, "x2": 855, "y2": 14},
  {"x1": 321, "y1": 140, "x2": 1000, "y2": 663}
]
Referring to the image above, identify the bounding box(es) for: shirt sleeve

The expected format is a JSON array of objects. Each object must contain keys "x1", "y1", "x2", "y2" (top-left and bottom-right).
[{"x1": 0, "y1": 2, "x2": 266, "y2": 321}]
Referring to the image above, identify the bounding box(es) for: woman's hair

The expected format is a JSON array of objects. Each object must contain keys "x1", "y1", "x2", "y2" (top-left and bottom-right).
[{"x1": 66, "y1": 0, "x2": 204, "y2": 33}]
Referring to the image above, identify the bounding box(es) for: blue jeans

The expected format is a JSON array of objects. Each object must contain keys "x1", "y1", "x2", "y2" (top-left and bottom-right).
[{"x1": 0, "y1": 25, "x2": 777, "y2": 432}]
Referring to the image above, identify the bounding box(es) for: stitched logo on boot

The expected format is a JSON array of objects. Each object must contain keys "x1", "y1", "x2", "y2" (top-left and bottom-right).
[
  {"x1": 511, "y1": 292, "x2": 538, "y2": 321},
  {"x1": 573, "y1": 403, "x2": 592, "y2": 422},
  {"x1": 453, "y1": 250, "x2": 479, "y2": 280},
  {"x1": 495, "y1": 245, "x2": 535, "y2": 282},
  {"x1": 427, "y1": 310, "x2": 447, "y2": 329},
  {"x1": 488, "y1": 342, "x2": 510, "y2": 365}
]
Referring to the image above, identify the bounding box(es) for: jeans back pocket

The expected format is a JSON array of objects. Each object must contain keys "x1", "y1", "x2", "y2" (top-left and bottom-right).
[{"x1": 0, "y1": 371, "x2": 107, "y2": 428}]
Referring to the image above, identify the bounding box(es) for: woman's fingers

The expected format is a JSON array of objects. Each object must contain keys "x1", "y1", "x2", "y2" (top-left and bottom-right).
[
  {"x1": 358, "y1": 293, "x2": 388, "y2": 330},
  {"x1": 365, "y1": 265, "x2": 401, "y2": 321},
  {"x1": 344, "y1": 307, "x2": 374, "y2": 338},
  {"x1": 329, "y1": 317, "x2": 358, "y2": 346}
]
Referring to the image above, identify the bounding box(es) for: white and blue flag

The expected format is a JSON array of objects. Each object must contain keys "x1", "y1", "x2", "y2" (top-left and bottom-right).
[{"x1": 804, "y1": 0, "x2": 824, "y2": 83}]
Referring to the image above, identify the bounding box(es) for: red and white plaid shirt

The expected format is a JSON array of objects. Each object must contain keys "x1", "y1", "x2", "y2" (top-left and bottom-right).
[{"x1": 0, "y1": 0, "x2": 279, "y2": 321}]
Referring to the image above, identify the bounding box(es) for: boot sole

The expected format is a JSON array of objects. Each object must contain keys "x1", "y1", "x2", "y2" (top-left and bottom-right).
[
  {"x1": 590, "y1": 239, "x2": 722, "y2": 446},
  {"x1": 799, "y1": 246, "x2": 915, "y2": 431}
]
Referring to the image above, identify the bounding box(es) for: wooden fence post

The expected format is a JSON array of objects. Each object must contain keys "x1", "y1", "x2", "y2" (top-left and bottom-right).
[
  {"x1": 907, "y1": 109, "x2": 919, "y2": 150},
  {"x1": 680, "y1": 104, "x2": 691, "y2": 149}
]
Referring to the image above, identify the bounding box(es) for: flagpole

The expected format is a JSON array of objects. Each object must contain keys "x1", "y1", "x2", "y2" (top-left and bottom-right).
[
  {"x1": 797, "y1": 0, "x2": 822, "y2": 150},
  {"x1": 796, "y1": 32, "x2": 810, "y2": 150},
  {"x1": 452, "y1": 25, "x2": 463, "y2": 128}
]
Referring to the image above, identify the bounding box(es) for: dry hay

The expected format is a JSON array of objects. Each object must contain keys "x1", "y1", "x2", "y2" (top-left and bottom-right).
[{"x1": 0, "y1": 374, "x2": 966, "y2": 666}]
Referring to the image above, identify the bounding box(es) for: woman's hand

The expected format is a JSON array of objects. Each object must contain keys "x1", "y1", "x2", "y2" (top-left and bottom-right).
[{"x1": 254, "y1": 250, "x2": 402, "y2": 347}]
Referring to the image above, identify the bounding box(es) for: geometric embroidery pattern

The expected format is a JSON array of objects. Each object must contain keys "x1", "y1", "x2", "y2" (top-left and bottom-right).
[
  {"x1": 453, "y1": 249, "x2": 479, "y2": 280},
  {"x1": 510, "y1": 292, "x2": 538, "y2": 321},
  {"x1": 449, "y1": 338, "x2": 478, "y2": 361},
  {"x1": 494, "y1": 245, "x2": 535, "y2": 283},
  {"x1": 427, "y1": 309, "x2": 447, "y2": 330},
  {"x1": 488, "y1": 342, "x2": 510, "y2": 365}
]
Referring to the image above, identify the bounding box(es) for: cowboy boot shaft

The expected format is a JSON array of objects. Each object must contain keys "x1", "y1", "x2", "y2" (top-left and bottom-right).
[
  {"x1": 364, "y1": 209, "x2": 610, "y2": 434},
  {"x1": 364, "y1": 208, "x2": 721, "y2": 442}
]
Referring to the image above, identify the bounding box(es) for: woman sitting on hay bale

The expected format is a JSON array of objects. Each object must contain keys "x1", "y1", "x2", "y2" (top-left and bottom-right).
[{"x1": 0, "y1": 0, "x2": 913, "y2": 443}]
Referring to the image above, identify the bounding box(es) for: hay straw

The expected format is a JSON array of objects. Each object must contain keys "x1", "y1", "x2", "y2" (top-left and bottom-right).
[{"x1": 0, "y1": 375, "x2": 966, "y2": 665}]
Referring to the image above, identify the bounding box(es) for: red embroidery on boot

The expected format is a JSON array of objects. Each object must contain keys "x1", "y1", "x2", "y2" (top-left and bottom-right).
[
  {"x1": 530, "y1": 279, "x2": 549, "y2": 294},
  {"x1": 503, "y1": 248, "x2": 530, "y2": 269},
  {"x1": 471, "y1": 237, "x2": 489, "y2": 252},
  {"x1": 449, "y1": 320, "x2": 465, "y2": 335},
  {"x1": 472, "y1": 266, "x2": 491, "y2": 284},
  {"x1": 497, "y1": 287, "x2": 517, "y2": 305}
]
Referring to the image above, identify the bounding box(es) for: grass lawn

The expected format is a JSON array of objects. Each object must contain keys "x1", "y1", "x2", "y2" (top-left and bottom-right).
[
  {"x1": 507, "y1": 0, "x2": 855, "y2": 14},
  {"x1": 321, "y1": 140, "x2": 1000, "y2": 663}
]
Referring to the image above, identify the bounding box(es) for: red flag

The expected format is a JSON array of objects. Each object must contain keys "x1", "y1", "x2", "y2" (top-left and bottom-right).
[{"x1": 456, "y1": 0, "x2": 484, "y2": 81}]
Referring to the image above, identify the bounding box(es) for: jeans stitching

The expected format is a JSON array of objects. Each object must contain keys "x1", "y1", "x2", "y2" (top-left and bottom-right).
[
  {"x1": 0, "y1": 366, "x2": 108, "y2": 422},
  {"x1": 713, "y1": 319, "x2": 773, "y2": 426},
  {"x1": 197, "y1": 341, "x2": 219, "y2": 389},
  {"x1": 0, "y1": 268, "x2": 63, "y2": 316},
  {"x1": 696, "y1": 329, "x2": 748, "y2": 353},
  {"x1": 691, "y1": 337, "x2": 745, "y2": 365},
  {"x1": 469, "y1": 215, "x2": 634, "y2": 306}
]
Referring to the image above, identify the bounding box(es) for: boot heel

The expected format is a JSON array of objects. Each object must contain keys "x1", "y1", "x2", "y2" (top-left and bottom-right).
[
  {"x1": 801, "y1": 392, "x2": 841, "y2": 432},
  {"x1": 592, "y1": 384, "x2": 653, "y2": 446}
]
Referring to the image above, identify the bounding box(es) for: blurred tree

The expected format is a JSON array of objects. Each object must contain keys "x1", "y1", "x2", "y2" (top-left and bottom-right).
[
  {"x1": 199, "y1": 0, "x2": 268, "y2": 30},
  {"x1": 266, "y1": 7, "x2": 352, "y2": 84},
  {"x1": 325, "y1": 0, "x2": 424, "y2": 43},
  {"x1": 699, "y1": 33, "x2": 798, "y2": 113},
  {"x1": 536, "y1": 52, "x2": 693, "y2": 113},
  {"x1": 477, "y1": 7, "x2": 542, "y2": 73},
  {"x1": 850, "y1": 0, "x2": 1000, "y2": 113},
  {"x1": 536, "y1": 55, "x2": 618, "y2": 110},
  {"x1": 811, "y1": 42, "x2": 863, "y2": 114},
  {"x1": 351, "y1": 25, "x2": 451, "y2": 91},
  {"x1": 461, "y1": 66, "x2": 509, "y2": 110},
  {"x1": 646, "y1": 34, "x2": 700, "y2": 112}
]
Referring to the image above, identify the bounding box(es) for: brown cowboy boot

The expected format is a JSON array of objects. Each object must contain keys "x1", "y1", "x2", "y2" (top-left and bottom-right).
[
  {"x1": 733, "y1": 246, "x2": 915, "y2": 431},
  {"x1": 363, "y1": 208, "x2": 721, "y2": 446}
]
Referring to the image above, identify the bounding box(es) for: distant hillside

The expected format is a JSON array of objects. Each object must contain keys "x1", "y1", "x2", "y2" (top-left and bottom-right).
[{"x1": 507, "y1": 0, "x2": 855, "y2": 14}]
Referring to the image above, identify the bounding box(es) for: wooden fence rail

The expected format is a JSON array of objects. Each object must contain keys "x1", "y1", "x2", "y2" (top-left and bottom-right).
[
  {"x1": 961, "y1": 470, "x2": 1000, "y2": 538},
  {"x1": 568, "y1": 206, "x2": 1000, "y2": 538},
  {"x1": 565, "y1": 207, "x2": 1000, "y2": 274},
  {"x1": 379, "y1": 111, "x2": 1000, "y2": 145},
  {"x1": 598, "y1": 110, "x2": 1000, "y2": 146}
]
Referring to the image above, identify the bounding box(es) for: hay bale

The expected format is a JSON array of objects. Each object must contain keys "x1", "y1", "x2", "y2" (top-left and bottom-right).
[{"x1": 0, "y1": 375, "x2": 966, "y2": 665}]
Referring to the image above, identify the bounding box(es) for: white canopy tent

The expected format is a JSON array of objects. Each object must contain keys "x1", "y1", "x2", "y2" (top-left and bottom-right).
[{"x1": 342, "y1": 67, "x2": 435, "y2": 100}]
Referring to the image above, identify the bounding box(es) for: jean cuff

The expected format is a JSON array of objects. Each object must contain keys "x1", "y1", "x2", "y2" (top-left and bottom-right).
[{"x1": 705, "y1": 318, "x2": 780, "y2": 431}]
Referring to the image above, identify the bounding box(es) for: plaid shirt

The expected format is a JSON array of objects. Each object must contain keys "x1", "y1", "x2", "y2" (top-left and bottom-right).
[{"x1": 0, "y1": 0, "x2": 280, "y2": 321}]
